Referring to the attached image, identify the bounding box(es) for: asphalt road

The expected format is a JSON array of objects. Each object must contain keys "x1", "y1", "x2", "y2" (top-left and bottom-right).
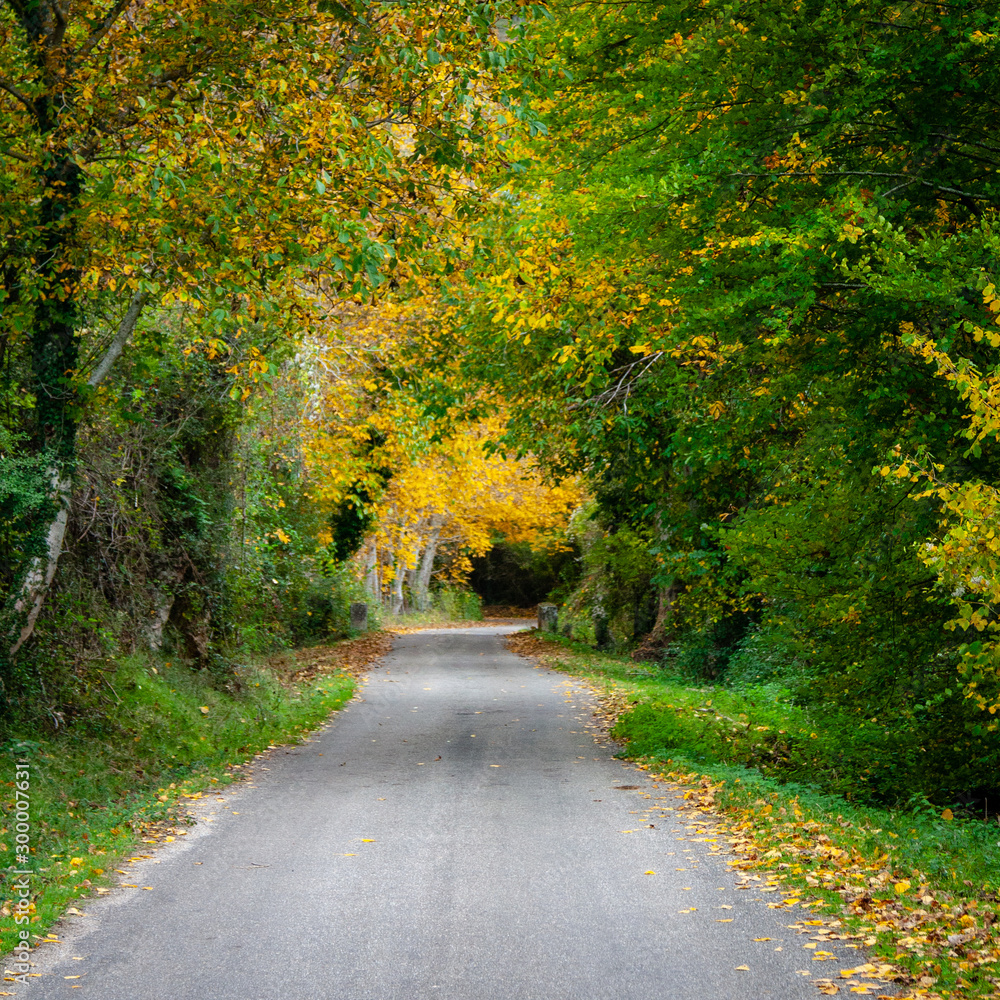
[{"x1": 21, "y1": 626, "x2": 838, "y2": 999}]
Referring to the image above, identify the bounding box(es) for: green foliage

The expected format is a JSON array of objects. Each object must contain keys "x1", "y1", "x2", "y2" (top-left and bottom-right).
[
  {"x1": 431, "y1": 1, "x2": 1000, "y2": 799},
  {"x1": 431, "y1": 585, "x2": 483, "y2": 622}
]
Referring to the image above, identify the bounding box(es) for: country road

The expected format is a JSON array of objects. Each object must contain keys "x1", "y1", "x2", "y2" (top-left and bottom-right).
[{"x1": 21, "y1": 626, "x2": 834, "y2": 999}]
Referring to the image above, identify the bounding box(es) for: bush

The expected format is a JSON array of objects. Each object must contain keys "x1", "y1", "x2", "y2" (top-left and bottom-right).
[{"x1": 432, "y1": 585, "x2": 482, "y2": 621}]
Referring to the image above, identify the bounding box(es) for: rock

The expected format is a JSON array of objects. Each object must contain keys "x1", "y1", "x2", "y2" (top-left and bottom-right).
[
  {"x1": 537, "y1": 603, "x2": 558, "y2": 632},
  {"x1": 350, "y1": 602, "x2": 369, "y2": 631}
]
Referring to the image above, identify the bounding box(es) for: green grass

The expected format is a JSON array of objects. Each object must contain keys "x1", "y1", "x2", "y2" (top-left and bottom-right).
[
  {"x1": 1, "y1": 651, "x2": 353, "y2": 956},
  {"x1": 530, "y1": 632, "x2": 1000, "y2": 894}
]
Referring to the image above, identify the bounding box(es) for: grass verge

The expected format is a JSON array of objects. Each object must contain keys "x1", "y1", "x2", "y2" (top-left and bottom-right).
[
  {"x1": 508, "y1": 630, "x2": 1000, "y2": 1000},
  {"x1": 1, "y1": 632, "x2": 392, "y2": 966}
]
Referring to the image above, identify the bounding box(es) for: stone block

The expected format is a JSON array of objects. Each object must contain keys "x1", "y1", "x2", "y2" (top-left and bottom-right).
[
  {"x1": 350, "y1": 602, "x2": 369, "y2": 631},
  {"x1": 537, "y1": 602, "x2": 558, "y2": 633}
]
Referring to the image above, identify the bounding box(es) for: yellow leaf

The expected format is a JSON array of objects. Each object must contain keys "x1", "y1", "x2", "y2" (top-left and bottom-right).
[
  {"x1": 893, "y1": 880, "x2": 911, "y2": 895},
  {"x1": 200, "y1": 706, "x2": 210, "y2": 715},
  {"x1": 69, "y1": 857, "x2": 82, "y2": 866},
  {"x1": 735, "y1": 965, "x2": 750, "y2": 971},
  {"x1": 941, "y1": 808, "x2": 953, "y2": 821},
  {"x1": 644, "y1": 870, "x2": 656, "y2": 875}
]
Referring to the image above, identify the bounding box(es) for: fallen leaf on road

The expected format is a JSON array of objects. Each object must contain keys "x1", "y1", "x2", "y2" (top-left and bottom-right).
[
  {"x1": 717, "y1": 918, "x2": 734, "y2": 923},
  {"x1": 753, "y1": 937, "x2": 771, "y2": 942},
  {"x1": 735, "y1": 965, "x2": 750, "y2": 971}
]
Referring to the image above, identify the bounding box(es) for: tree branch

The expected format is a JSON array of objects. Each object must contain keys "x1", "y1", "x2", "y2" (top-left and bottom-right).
[
  {"x1": 72, "y1": 0, "x2": 133, "y2": 66},
  {"x1": 0, "y1": 76, "x2": 36, "y2": 114},
  {"x1": 87, "y1": 288, "x2": 150, "y2": 388}
]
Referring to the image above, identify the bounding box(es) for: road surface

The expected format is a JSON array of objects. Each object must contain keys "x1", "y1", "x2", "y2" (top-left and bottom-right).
[{"x1": 22, "y1": 626, "x2": 837, "y2": 999}]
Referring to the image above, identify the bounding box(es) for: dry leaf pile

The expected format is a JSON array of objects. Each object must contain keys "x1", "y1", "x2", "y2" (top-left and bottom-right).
[{"x1": 280, "y1": 631, "x2": 394, "y2": 681}]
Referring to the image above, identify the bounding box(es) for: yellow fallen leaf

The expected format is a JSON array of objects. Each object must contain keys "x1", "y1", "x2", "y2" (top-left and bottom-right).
[
  {"x1": 69, "y1": 857, "x2": 82, "y2": 866},
  {"x1": 735, "y1": 965, "x2": 750, "y2": 971},
  {"x1": 361, "y1": 838, "x2": 375, "y2": 843},
  {"x1": 820, "y1": 987, "x2": 840, "y2": 995},
  {"x1": 753, "y1": 937, "x2": 771, "y2": 942},
  {"x1": 644, "y1": 870, "x2": 656, "y2": 875},
  {"x1": 64, "y1": 976, "x2": 82, "y2": 979},
  {"x1": 717, "y1": 918, "x2": 734, "y2": 922},
  {"x1": 200, "y1": 706, "x2": 210, "y2": 714},
  {"x1": 893, "y1": 880, "x2": 911, "y2": 895}
]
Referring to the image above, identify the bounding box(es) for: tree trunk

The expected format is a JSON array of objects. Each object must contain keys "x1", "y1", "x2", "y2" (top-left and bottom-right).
[
  {"x1": 3, "y1": 11, "x2": 85, "y2": 657},
  {"x1": 364, "y1": 539, "x2": 379, "y2": 599},
  {"x1": 412, "y1": 516, "x2": 444, "y2": 611},
  {"x1": 390, "y1": 555, "x2": 405, "y2": 615},
  {"x1": 7, "y1": 469, "x2": 72, "y2": 656}
]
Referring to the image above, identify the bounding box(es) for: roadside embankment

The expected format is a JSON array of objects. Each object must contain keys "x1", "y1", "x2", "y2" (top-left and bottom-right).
[{"x1": 508, "y1": 630, "x2": 1000, "y2": 1000}]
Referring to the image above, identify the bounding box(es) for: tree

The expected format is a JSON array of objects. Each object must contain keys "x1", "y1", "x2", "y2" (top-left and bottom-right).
[
  {"x1": 442, "y1": 1, "x2": 1000, "y2": 742},
  {"x1": 0, "y1": 0, "x2": 538, "y2": 657}
]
